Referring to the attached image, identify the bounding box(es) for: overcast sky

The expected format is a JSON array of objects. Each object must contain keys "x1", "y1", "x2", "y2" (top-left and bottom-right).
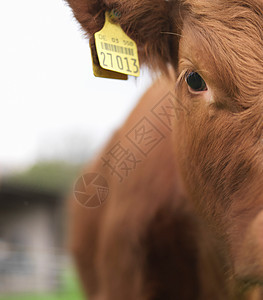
[{"x1": 0, "y1": 1, "x2": 153, "y2": 171}]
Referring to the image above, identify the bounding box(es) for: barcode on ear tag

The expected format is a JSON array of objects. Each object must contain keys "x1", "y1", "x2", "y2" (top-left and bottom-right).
[
  {"x1": 94, "y1": 12, "x2": 140, "y2": 77},
  {"x1": 90, "y1": 40, "x2": 128, "y2": 80}
]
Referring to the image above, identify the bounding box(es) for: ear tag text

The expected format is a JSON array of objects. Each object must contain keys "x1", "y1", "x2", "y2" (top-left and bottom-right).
[
  {"x1": 94, "y1": 12, "x2": 140, "y2": 77},
  {"x1": 90, "y1": 40, "x2": 128, "y2": 80}
]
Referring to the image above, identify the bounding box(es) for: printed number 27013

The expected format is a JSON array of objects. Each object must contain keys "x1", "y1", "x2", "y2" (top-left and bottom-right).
[
  {"x1": 100, "y1": 51, "x2": 139, "y2": 74},
  {"x1": 94, "y1": 12, "x2": 140, "y2": 77}
]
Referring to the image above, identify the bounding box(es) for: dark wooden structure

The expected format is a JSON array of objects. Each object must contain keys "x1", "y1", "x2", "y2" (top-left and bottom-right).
[{"x1": 0, "y1": 183, "x2": 66, "y2": 294}]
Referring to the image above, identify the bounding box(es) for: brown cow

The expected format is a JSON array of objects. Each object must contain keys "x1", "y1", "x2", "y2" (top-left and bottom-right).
[{"x1": 65, "y1": 0, "x2": 263, "y2": 299}]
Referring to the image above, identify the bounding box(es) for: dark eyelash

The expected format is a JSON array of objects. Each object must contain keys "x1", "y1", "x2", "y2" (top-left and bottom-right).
[
  {"x1": 177, "y1": 69, "x2": 191, "y2": 87},
  {"x1": 184, "y1": 70, "x2": 191, "y2": 79}
]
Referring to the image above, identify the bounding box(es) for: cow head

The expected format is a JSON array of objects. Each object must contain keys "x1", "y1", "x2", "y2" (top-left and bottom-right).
[
  {"x1": 171, "y1": 1, "x2": 263, "y2": 289},
  {"x1": 66, "y1": 0, "x2": 263, "y2": 291}
]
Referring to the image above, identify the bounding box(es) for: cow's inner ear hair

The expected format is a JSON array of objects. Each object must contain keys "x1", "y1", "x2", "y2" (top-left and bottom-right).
[
  {"x1": 105, "y1": 0, "x2": 184, "y2": 74},
  {"x1": 65, "y1": 0, "x2": 184, "y2": 74}
]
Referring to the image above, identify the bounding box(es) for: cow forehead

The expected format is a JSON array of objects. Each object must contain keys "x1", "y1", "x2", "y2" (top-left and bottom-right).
[{"x1": 179, "y1": 0, "x2": 263, "y2": 105}]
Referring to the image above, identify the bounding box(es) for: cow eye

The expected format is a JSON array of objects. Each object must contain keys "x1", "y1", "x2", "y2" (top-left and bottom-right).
[{"x1": 186, "y1": 72, "x2": 207, "y2": 92}]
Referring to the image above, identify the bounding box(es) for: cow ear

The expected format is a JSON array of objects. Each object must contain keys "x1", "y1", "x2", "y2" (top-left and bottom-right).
[{"x1": 65, "y1": 0, "x2": 182, "y2": 72}]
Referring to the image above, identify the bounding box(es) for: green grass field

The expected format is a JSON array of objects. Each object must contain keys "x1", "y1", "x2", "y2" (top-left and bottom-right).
[{"x1": 0, "y1": 268, "x2": 85, "y2": 300}]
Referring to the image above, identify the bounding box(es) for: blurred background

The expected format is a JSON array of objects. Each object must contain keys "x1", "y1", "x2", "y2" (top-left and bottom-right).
[{"x1": 0, "y1": 1, "x2": 153, "y2": 299}]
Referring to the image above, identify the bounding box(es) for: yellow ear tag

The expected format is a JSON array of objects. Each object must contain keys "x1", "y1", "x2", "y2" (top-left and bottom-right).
[
  {"x1": 94, "y1": 12, "x2": 140, "y2": 77},
  {"x1": 90, "y1": 40, "x2": 128, "y2": 80}
]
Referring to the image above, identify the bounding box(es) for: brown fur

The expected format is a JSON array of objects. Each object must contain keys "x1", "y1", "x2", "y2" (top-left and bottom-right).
[
  {"x1": 66, "y1": 0, "x2": 263, "y2": 299},
  {"x1": 65, "y1": 0, "x2": 182, "y2": 70},
  {"x1": 69, "y1": 78, "x2": 231, "y2": 299}
]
